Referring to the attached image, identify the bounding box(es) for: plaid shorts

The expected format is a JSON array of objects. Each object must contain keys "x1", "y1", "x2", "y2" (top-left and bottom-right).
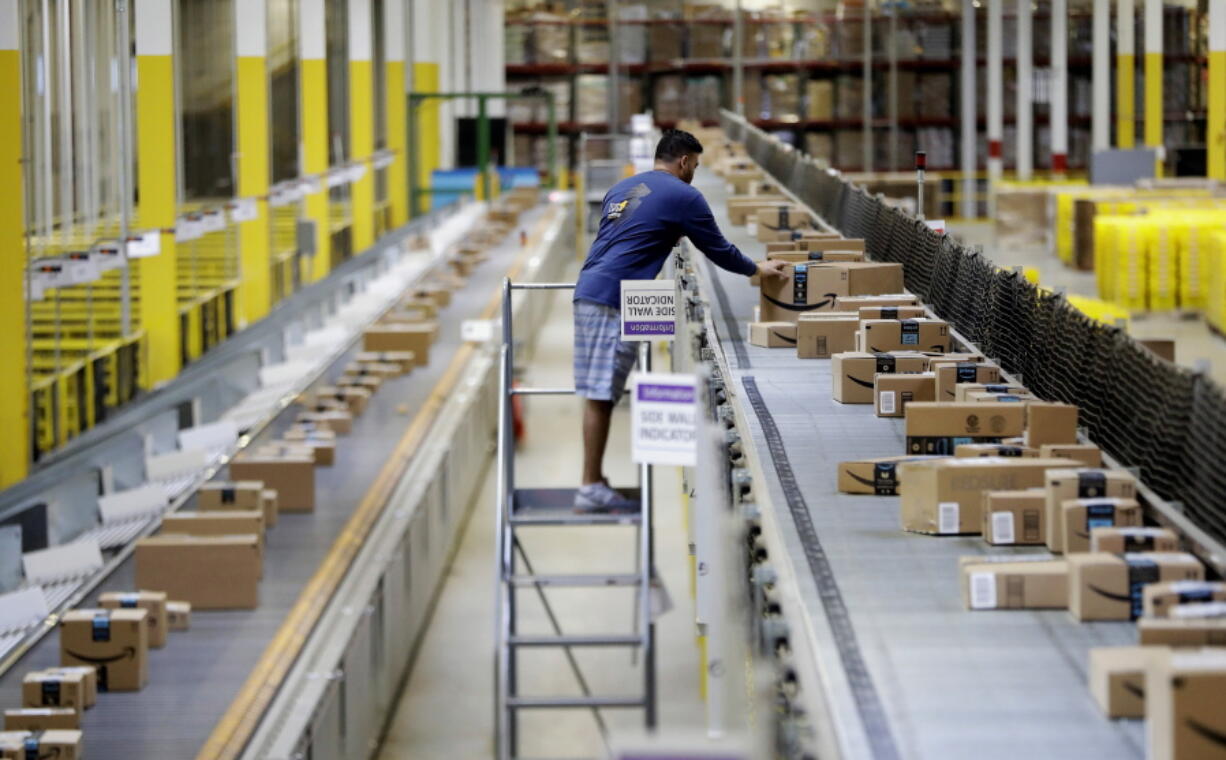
[{"x1": 573, "y1": 299, "x2": 639, "y2": 402}]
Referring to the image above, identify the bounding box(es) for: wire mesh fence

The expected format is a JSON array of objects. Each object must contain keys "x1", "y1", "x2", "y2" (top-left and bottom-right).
[{"x1": 721, "y1": 111, "x2": 1226, "y2": 551}]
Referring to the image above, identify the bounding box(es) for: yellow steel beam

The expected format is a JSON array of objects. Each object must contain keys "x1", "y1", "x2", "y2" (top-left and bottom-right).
[
  {"x1": 0, "y1": 0, "x2": 29, "y2": 486},
  {"x1": 1116, "y1": 0, "x2": 1135, "y2": 147},
  {"x1": 1210, "y1": 0, "x2": 1225, "y2": 179},
  {"x1": 236, "y1": 0, "x2": 272, "y2": 326},
  {"x1": 1144, "y1": 0, "x2": 1163, "y2": 176},
  {"x1": 300, "y1": 0, "x2": 331, "y2": 282},
  {"x1": 136, "y1": 0, "x2": 180, "y2": 383},
  {"x1": 349, "y1": 0, "x2": 375, "y2": 252}
]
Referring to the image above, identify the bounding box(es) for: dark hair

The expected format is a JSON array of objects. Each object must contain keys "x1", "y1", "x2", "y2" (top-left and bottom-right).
[{"x1": 655, "y1": 129, "x2": 704, "y2": 162}]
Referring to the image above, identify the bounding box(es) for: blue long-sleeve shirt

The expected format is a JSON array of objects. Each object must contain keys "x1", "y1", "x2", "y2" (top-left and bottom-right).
[{"x1": 574, "y1": 170, "x2": 758, "y2": 308}]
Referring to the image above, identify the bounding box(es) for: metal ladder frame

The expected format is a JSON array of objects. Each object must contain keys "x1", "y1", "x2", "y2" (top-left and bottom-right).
[{"x1": 493, "y1": 278, "x2": 657, "y2": 760}]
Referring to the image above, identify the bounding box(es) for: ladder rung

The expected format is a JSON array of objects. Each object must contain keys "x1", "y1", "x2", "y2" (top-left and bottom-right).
[
  {"x1": 510, "y1": 512, "x2": 641, "y2": 527},
  {"x1": 507, "y1": 695, "x2": 644, "y2": 709},
  {"x1": 509, "y1": 573, "x2": 641, "y2": 588},
  {"x1": 510, "y1": 386, "x2": 575, "y2": 396},
  {"x1": 508, "y1": 634, "x2": 642, "y2": 647}
]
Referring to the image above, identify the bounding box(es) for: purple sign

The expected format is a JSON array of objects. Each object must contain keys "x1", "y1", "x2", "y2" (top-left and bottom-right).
[
  {"x1": 637, "y1": 383, "x2": 696, "y2": 403},
  {"x1": 624, "y1": 320, "x2": 675, "y2": 336}
]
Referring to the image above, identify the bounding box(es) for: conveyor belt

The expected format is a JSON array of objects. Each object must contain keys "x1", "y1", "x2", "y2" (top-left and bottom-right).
[
  {"x1": 694, "y1": 171, "x2": 1145, "y2": 760},
  {"x1": 0, "y1": 206, "x2": 547, "y2": 758}
]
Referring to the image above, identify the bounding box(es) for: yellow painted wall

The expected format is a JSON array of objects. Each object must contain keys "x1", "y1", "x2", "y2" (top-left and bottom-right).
[
  {"x1": 136, "y1": 53, "x2": 181, "y2": 384},
  {"x1": 1210, "y1": 50, "x2": 1225, "y2": 180},
  {"x1": 1145, "y1": 51, "x2": 1163, "y2": 176},
  {"x1": 350, "y1": 60, "x2": 374, "y2": 251},
  {"x1": 387, "y1": 60, "x2": 407, "y2": 226},
  {"x1": 0, "y1": 47, "x2": 29, "y2": 486},
  {"x1": 1116, "y1": 54, "x2": 1135, "y2": 148},
  {"x1": 237, "y1": 55, "x2": 271, "y2": 325},
  {"x1": 411, "y1": 62, "x2": 440, "y2": 217}
]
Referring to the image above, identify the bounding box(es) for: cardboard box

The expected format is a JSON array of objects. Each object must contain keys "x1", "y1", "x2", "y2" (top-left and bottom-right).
[
  {"x1": 860, "y1": 319, "x2": 951, "y2": 353},
  {"x1": 294, "y1": 409, "x2": 352, "y2": 435},
  {"x1": 1144, "y1": 581, "x2": 1226, "y2": 618},
  {"x1": 311, "y1": 386, "x2": 372, "y2": 415},
  {"x1": 22, "y1": 671, "x2": 86, "y2": 710},
  {"x1": 1092, "y1": 526, "x2": 1179, "y2": 554},
  {"x1": 167, "y1": 601, "x2": 191, "y2": 631},
  {"x1": 1089, "y1": 646, "x2": 1167, "y2": 718},
  {"x1": 932, "y1": 362, "x2": 1001, "y2": 401},
  {"x1": 955, "y1": 443, "x2": 1040, "y2": 458},
  {"x1": 837, "y1": 455, "x2": 944, "y2": 495},
  {"x1": 337, "y1": 374, "x2": 382, "y2": 392},
  {"x1": 954, "y1": 383, "x2": 1030, "y2": 402},
  {"x1": 1138, "y1": 618, "x2": 1226, "y2": 646},
  {"x1": 726, "y1": 195, "x2": 787, "y2": 225},
  {"x1": 411, "y1": 285, "x2": 451, "y2": 308},
  {"x1": 875, "y1": 372, "x2": 935, "y2": 417},
  {"x1": 797, "y1": 314, "x2": 859, "y2": 359},
  {"x1": 728, "y1": 169, "x2": 766, "y2": 196},
  {"x1": 1067, "y1": 552, "x2": 1204, "y2": 621},
  {"x1": 899, "y1": 457, "x2": 1076, "y2": 535},
  {"x1": 843, "y1": 262, "x2": 905, "y2": 295},
  {"x1": 230, "y1": 450, "x2": 315, "y2": 513},
  {"x1": 162, "y1": 511, "x2": 265, "y2": 554},
  {"x1": 3, "y1": 708, "x2": 79, "y2": 731},
  {"x1": 1146, "y1": 649, "x2": 1226, "y2": 760},
  {"x1": 858, "y1": 305, "x2": 926, "y2": 321},
  {"x1": 0, "y1": 730, "x2": 83, "y2": 760},
  {"x1": 1062, "y1": 497, "x2": 1142, "y2": 554},
  {"x1": 280, "y1": 427, "x2": 337, "y2": 466},
  {"x1": 964, "y1": 391, "x2": 1035, "y2": 403},
  {"x1": 1040, "y1": 443, "x2": 1103, "y2": 468},
  {"x1": 135, "y1": 535, "x2": 262, "y2": 610},
  {"x1": 362, "y1": 323, "x2": 436, "y2": 365},
  {"x1": 60, "y1": 608, "x2": 148, "y2": 691},
  {"x1": 1044, "y1": 469, "x2": 1138, "y2": 552},
  {"x1": 796, "y1": 237, "x2": 866, "y2": 253},
  {"x1": 766, "y1": 249, "x2": 863, "y2": 263},
  {"x1": 747, "y1": 321, "x2": 797, "y2": 348},
  {"x1": 961, "y1": 558, "x2": 1069, "y2": 609},
  {"x1": 99, "y1": 590, "x2": 169, "y2": 649},
  {"x1": 354, "y1": 350, "x2": 416, "y2": 374},
  {"x1": 351, "y1": 361, "x2": 402, "y2": 380},
  {"x1": 904, "y1": 402, "x2": 1028, "y2": 456},
  {"x1": 831, "y1": 352, "x2": 930, "y2": 404},
  {"x1": 39, "y1": 668, "x2": 95, "y2": 708},
  {"x1": 261, "y1": 489, "x2": 278, "y2": 527},
  {"x1": 833, "y1": 294, "x2": 919, "y2": 310},
  {"x1": 982, "y1": 489, "x2": 1047, "y2": 545},
  {"x1": 198, "y1": 481, "x2": 263, "y2": 511},
  {"x1": 1025, "y1": 402, "x2": 1080, "y2": 447},
  {"x1": 758, "y1": 262, "x2": 848, "y2": 322},
  {"x1": 755, "y1": 204, "x2": 814, "y2": 241}
]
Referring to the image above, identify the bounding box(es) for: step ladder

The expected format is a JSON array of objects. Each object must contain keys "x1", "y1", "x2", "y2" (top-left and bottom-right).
[{"x1": 494, "y1": 278, "x2": 657, "y2": 760}]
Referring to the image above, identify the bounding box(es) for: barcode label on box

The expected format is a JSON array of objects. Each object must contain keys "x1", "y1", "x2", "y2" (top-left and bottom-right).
[
  {"x1": 938, "y1": 501, "x2": 960, "y2": 534},
  {"x1": 880, "y1": 391, "x2": 896, "y2": 415},
  {"x1": 970, "y1": 572, "x2": 997, "y2": 609},
  {"x1": 991, "y1": 511, "x2": 1015, "y2": 544}
]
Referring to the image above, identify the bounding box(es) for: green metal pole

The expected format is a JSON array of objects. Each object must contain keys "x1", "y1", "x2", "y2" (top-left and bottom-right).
[{"x1": 477, "y1": 96, "x2": 491, "y2": 201}]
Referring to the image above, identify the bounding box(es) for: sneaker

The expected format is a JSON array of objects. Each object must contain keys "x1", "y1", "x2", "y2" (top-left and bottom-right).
[{"x1": 573, "y1": 482, "x2": 640, "y2": 514}]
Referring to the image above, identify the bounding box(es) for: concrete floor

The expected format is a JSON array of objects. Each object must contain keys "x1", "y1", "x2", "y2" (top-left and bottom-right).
[
  {"x1": 377, "y1": 265, "x2": 705, "y2": 759},
  {"x1": 950, "y1": 220, "x2": 1226, "y2": 386}
]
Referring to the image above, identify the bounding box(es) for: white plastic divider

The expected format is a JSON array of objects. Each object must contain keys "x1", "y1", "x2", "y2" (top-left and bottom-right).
[
  {"x1": 0, "y1": 589, "x2": 49, "y2": 636},
  {"x1": 145, "y1": 448, "x2": 209, "y2": 483},
  {"x1": 22, "y1": 539, "x2": 104, "y2": 585},
  {"x1": 98, "y1": 484, "x2": 170, "y2": 525},
  {"x1": 177, "y1": 419, "x2": 239, "y2": 458}
]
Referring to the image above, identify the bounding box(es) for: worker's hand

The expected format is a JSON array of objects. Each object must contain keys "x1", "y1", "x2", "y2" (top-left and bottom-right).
[{"x1": 756, "y1": 259, "x2": 788, "y2": 281}]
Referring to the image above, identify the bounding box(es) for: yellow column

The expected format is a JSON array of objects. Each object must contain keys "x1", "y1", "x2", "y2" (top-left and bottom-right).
[
  {"x1": 386, "y1": 0, "x2": 408, "y2": 227},
  {"x1": 412, "y1": 62, "x2": 440, "y2": 217},
  {"x1": 136, "y1": 0, "x2": 180, "y2": 383},
  {"x1": 236, "y1": 0, "x2": 271, "y2": 325},
  {"x1": 349, "y1": 0, "x2": 375, "y2": 251},
  {"x1": 0, "y1": 0, "x2": 29, "y2": 486},
  {"x1": 1210, "y1": 0, "x2": 1226, "y2": 179},
  {"x1": 1117, "y1": 0, "x2": 1135, "y2": 147},
  {"x1": 1144, "y1": 0, "x2": 1163, "y2": 175},
  {"x1": 300, "y1": 0, "x2": 331, "y2": 282}
]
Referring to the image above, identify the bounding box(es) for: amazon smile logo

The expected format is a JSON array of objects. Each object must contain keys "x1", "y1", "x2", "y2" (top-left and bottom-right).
[
  {"x1": 65, "y1": 647, "x2": 136, "y2": 664},
  {"x1": 1087, "y1": 585, "x2": 1132, "y2": 602},
  {"x1": 848, "y1": 374, "x2": 875, "y2": 389},
  {"x1": 761, "y1": 292, "x2": 840, "y2": 311},
  {"x1": 771, "y1": 331, "x2": 797, "y2": 345},
  {"x1": 1187, "y1": 717, "x2": 1226, "y2": 748}
]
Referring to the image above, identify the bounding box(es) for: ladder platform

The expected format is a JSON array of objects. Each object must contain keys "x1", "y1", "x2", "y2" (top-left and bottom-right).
[
  {"x1": 507, "y1": 696, "x2": 644, "y2": 709},
  {"x1": 508, "y1": 634, "x2": 642, "y2": 647},
  {"x1": 510, "y1": 488, "x2": 641, "y2": 526},
  {"x1": 508, "y1": 573, "x2": 641, "y2": 587}
]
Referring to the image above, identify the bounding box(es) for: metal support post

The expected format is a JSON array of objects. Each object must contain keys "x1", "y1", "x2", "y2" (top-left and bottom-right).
[
  {"x1": 916, "y1": 151, "x2": 927, "y2": 220},
  {"x1": 960, "y1": 0, "x2": 976, "y2": 218},
  {"x1": 478, "y1": 96, "x2": 491, "y2": 201},
  {"x1": 1017, "y1": 0, "x2": 1034, "y2": 180},
  {"x1": 1118, "y1": 0, "x2": 1136, "y2": 147},
  {"x1": 1144, "y1": 0, "x2": 1163, "y2": 175}
]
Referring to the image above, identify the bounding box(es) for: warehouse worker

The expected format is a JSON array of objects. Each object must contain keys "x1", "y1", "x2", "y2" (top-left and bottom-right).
[{"x1": 572, "y1": 129, "x2": 786, "y2": 512}]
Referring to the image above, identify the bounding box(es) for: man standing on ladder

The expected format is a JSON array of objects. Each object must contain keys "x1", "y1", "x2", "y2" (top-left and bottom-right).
[{"x1": 571, "y1": 129, "x2": 786, "y2": 512}]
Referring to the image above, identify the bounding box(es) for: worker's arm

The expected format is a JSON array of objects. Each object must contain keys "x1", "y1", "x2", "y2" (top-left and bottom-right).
[{"x1": 680, "y1": 193, "x2": 788, "y2": 281}]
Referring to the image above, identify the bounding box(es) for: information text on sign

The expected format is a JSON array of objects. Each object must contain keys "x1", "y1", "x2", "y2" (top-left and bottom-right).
[
  {"x1": 620, "y1": 280, "x2": 677, "y2": 341},
  {"x1": 631, "y1": 372, "x2": 698, "y2": 466}
]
